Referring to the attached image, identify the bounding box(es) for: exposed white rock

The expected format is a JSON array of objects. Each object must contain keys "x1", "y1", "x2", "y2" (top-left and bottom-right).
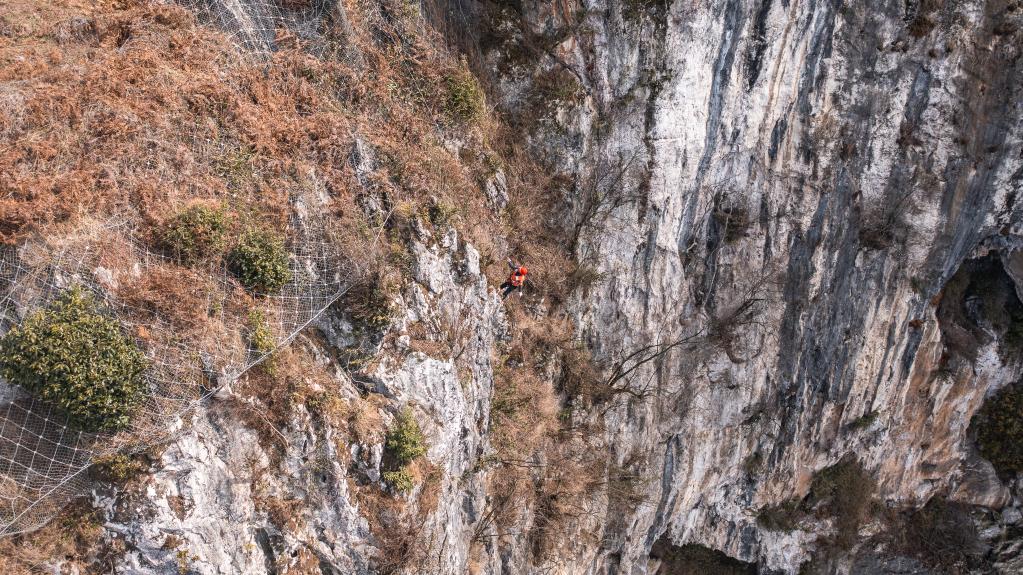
[{"x1": 90, "y1": 0, "x2": 1023, "y2": 573}]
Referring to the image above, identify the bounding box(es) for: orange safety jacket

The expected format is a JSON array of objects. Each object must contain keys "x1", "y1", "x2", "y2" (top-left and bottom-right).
[{"x1": 509, "y1": 267, "x2": 527, "y2": 287}]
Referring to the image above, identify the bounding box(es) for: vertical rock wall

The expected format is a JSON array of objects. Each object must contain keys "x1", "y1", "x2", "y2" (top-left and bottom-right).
[
  {"x1": 487, "y1": 0, "x2": 1023, "y2": 571},
  {"x1": 90, "y1": 0, "x2": 1023, "y2": 573}
]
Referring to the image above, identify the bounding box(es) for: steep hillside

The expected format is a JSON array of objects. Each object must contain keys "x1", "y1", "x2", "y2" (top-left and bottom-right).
[{"x1": 0, "y1": 0, "x2": 1021, "y2": 573}]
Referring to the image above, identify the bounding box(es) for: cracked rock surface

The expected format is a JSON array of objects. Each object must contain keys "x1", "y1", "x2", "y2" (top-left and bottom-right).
[{"x1": 91, "y1": 0, "x2": 1023, "y2": 573}]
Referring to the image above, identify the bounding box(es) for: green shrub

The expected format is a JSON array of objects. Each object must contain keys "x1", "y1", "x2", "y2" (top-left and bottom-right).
[
  {"x1": 385, "y1": 406, "x2": 426, "y2": 465},
  {"x1": 973, "y1": 382, "x2": 1023, "y2": 476},
  {"x1": 755, "y1": 457, "x2": 874, "y2": 547},
  {"x1": 91, "y1": 453, "x2": 147, "y2": 483},
  {"x1": 228, "y1": 229, "x2": 292, "y2": 294},
  {"x1": 161, "y1": 204, "x2": 228, "y2": 264},
  {"x1": 247, "y1": 309, "x2": 275, "y2": 355},
  {"x1": 346, "y1": 279, "x2": 394, "y2": 333},
  {"x1": 0, "y1": 287, "x2": 147, "y2": 432},
  {"x1": 444, "y1": 68, "x2": 485, "y2": 123},
  {"x1": 246, "y1": 308, "x2": 277, "y2": 374},
  {"x1": 214, "y1": 145, "x2": 256, "y2": 191},
  {"x1": 427, "y1": 200, "x2": 457, "y2": 228},
  {"x1": 848, "y1": 411, "x2": 879, "y2": 431},
  {"x1": 383, "y1": 468, "x2": 415, "y2": 494}
]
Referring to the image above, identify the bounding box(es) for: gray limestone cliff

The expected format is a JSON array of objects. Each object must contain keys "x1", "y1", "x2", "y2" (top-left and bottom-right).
[{"x1": 87, "y1": 0, "x2": 1023, "y2": 573}]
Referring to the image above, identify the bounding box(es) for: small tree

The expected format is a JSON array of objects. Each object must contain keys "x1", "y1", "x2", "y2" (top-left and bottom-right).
[
  {"x1": 382, "y1": 468, "x2": 415, "y2": 493},
  {"x1": 228, "y1": 229, "x2": 292, "y2": 294},
  {"x1": 246, "y1": 308, "x2": 277, "y2": 373},
  {"x1": 0, "y1": 287, "x2": 147, "y2": 432},
  {"x1": 382, "y1": 406, "x2": 426, "y2": 497}
]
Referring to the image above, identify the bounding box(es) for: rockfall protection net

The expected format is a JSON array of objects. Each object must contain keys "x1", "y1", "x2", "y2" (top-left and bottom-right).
[
  {"x1": 0, "y1": 212, "x2": 361, "y2": 536},
  {"x1": 178, "y1": 0, "x2": 335, "y2": 53},
  {"x1": 0, "y1": 0, "x2": 370, "y2": 538}
]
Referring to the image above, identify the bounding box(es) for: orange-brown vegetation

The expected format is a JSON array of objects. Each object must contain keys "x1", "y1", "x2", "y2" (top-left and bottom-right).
[
  {"x1": 0, "y1": 500, "x2": 115, "y2": 574},
  {"x1": 0, "y1": 0, "x2": 606, "y2": 567}
]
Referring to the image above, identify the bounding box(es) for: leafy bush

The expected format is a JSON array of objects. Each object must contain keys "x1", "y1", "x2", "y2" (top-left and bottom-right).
[
  {"x1": 427, "y1": 200, "x2": 457, "y2": 228},
  {"x1": 91, "y1": 453, "x2": 147, "y2": 483},
  {"x1": 0, "y1": 287, "x2": 147, "y2": 432},
  {"x1": 246, "y1": 309, "x2": 275, "y2": 356},
  {"x1": 385, "y1": 406, "x2": 426, "y2": 465},
  {"x1": 160, "y1": 204, "x2": 228, "y2": 264},
  {"x1": 228, "y1": 229, "x2": 292, "y2": 294},
  {"x1": 383, "y1": 468, "x2": 415, "y2": 494},
  {"x1": 973, "y1": 382, "x2": 1023, "y2": 476},
  {"x1": 246, "y1": 309, "x2": 277, "y2": 374},
  {"x1": 346, "y1": 279, "x2": 394, "y2": 334},
  {"x1": 848, "y1": 411, "x2": 879, "y2": 431},
  {"x1": 444, "y1": 68, "x2": 485, "y2": 124},
  {"x1": 756, "y1": 457, "x2": 875, "y2": 548}
]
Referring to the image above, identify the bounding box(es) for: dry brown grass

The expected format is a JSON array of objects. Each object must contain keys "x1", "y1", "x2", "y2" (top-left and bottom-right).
[
  {"x1": 118, "y1": 264, "x2": 218, "y2": 336},
  {"x1": 0, "y1": 500, "x2": 115, "y2": 574},
  {"x1": 349, "y1": 393, "x2": 388, "y2": 445},
  {"x1": 355, "y1": 458, "x2": 445, "y2": 575},
  {"x1": 1, "y1": 0, "x2": 605, "y2": 566},
  {"x1": 482, "y1": 302, "x2": 610, "y2": 563},
  {"x1": 0, "y1": 0, "x2": 502, "y2": 270},
  {"x1": 226, "y1": 336, "x2": 344, "y2": 455}
]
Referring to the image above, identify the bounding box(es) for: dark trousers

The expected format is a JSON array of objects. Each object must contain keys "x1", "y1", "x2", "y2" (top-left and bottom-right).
[{"x1": 500, "y1": 282, "x2": 518, "y2": 298}]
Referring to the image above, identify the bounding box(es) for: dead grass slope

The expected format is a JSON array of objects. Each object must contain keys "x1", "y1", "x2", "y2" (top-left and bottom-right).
[{"x1": 0, "y1": 0, "x2": 605, "y2": 569}]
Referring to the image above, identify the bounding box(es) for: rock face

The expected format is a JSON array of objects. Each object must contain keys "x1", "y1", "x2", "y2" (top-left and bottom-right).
[
  {"x1": 96, "y1": 0, "x2": 1023, "y2": 573},
  {"x1": 492, "y1": 0, "x2": 1023, "y2": 571},
  {"x1": 105, "y1": 225, "x2": 505, "y2": 574}
]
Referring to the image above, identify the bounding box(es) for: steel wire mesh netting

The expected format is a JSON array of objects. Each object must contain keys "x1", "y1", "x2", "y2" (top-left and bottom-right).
[
  {"x1": 0, "y1": 213, "x2": 357, "y2": 535},
  {"x1": 180, "y1": 0, "x2": 335, "y2": 52},
  {"x1": 0, "y1": 0, "x2": 363, "y2": 536}
]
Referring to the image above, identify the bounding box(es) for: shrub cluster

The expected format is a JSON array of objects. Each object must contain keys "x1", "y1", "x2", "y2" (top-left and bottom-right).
[
  {"x1": 386, "y1": 406, "x2": 426, "y2": 464},
  {"x1": 162, "y1": 205, "x2": 293, "y2": 296},
  {"x1": 0, "y1": 287, "x2": 147, "y2": 432},
  {"x1": 246, "y1": 309, "x2": 276, "y2": 356},
  {"x1": 228, "y1": 230, "x2": 293, "y2": 294},
  {"x1": 756, "y1": 456, "x2": 874, "y2": 549},
  {"x1": 346, "y1": 279, "x2": 394, "y2": 334},
  {"x1": 91, "y1": 453, "x2": 147, "y2": 483},
  {"x1": 160, "y1": 204, "x2": 228, "y2": 264},
  {"x1": 444, "y1": 68, "x2": 485, "y2": 124},
  {"x1": 246, "y1": 308, "x2": 277, "y2": 374},
  {"x1": 382, "y1": 469, "x2": 415, "y2": 494},
  {"x1": 973, "y1": 382, "x2": 1023, "y2": 476},
  {"x1": 382, "y1": 406, "x2": 426, "y2": 495}
]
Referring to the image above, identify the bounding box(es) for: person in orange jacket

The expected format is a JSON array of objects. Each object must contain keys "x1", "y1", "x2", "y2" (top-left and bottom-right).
[{"x1": 500, "y1": 258, "x2": 528, "y2": 298}]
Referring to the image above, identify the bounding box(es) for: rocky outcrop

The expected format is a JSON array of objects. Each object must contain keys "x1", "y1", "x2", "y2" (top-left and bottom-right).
[
  {"x1": 86, "y1": 0, "x2": 1023, "y2": 573},
  {"x1": 485, "y1": 0, "x2": 1023, "y2": 571},
  {"x1": 103, "y1": 220, "x2": 505, "y2": 574}
]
